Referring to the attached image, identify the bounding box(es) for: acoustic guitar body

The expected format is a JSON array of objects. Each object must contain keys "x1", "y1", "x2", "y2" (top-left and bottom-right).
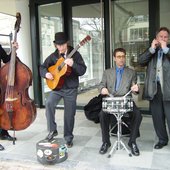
[{"x1": 46, "y1": 57, "x2": 72, "y2": 90}]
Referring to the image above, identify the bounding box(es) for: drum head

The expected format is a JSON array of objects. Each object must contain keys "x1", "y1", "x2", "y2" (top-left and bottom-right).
[{"x1": 102, "y1": 96, "x2": 133, "y2": 113}]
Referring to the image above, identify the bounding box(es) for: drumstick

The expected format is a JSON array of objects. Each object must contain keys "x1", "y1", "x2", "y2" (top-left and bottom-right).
[
  {"x1": 109, "y1": 93, "x2": 114, "y2": 97},
  {"x1": 123, "y1": 83, "x2": 138, "y2": 98},
  {"x1": 123, "y1": 89, "x2": 132, "y2": 98}
]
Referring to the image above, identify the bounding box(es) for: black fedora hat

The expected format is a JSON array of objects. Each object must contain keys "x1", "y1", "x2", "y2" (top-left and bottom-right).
[{"x1": 53, "y1": 32, "x2": 68, "y2": 45}]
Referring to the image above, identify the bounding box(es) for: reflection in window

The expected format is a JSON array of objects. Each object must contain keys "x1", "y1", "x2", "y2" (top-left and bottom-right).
[
  {"x1": 160, "y1": 0, "x2": 170, "y2": 32},
  {"x1": 112, "y1": 0, "x2": 149, "y2": 108},
  {"x1": 39, "y1": 3, "x2": 63, "y2": 104},
  {"x1": 72, "y1": 3, "x2": 104, "y2": 92},
  {"x1": 130, "y1": 27, "x2": 148, "y2": 41}
]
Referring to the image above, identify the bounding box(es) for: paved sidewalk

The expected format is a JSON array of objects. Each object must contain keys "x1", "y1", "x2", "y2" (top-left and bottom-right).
[{"x1": 0, "y1": 108, "x2": 169, "y2": 170}]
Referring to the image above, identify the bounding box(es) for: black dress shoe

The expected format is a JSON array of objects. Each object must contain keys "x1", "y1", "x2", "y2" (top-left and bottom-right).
[
  {"x1": 0, "y1": 144, "x2": 4, "y2": 151},
  {"x1": 154, "y1": 142, "x2": 167, "y2": 149},
  {"x1": 128, "y1": 142, "x2": 140, "y2": 156},
  {"x1": 45, "y1": 130, "x2": 58, "y2": 141},
  {"x1": 99, "y1": 143, "x2": 111, "y2": 154},
  {"x1": 0, "y1": 134, "x2": 17, "y2": 141},
  {"x1": 66, "y1": 141, "x2": 73, "y2": 148}
]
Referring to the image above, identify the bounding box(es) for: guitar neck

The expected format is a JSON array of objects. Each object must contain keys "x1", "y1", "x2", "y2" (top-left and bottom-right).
[{"x1": 66, "y1": 44, "x2": 81, "y2": 59}]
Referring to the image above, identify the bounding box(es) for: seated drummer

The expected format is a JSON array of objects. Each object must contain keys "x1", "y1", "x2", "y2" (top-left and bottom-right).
[{"x1": 98, "y1": 48, "x2": 142, "y2": 156}]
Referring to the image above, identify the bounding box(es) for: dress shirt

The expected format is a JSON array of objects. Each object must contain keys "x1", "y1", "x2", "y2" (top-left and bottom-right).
[
  {"x1": 115, "y1": 66, "x2": 124, "y2": 91},
  {"x1": 156, "y1": 49, "x2": 163, "y2": 82}
]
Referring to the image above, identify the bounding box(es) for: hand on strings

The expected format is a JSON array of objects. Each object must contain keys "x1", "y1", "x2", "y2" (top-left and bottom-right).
[
  {"x1": 45, "y1": 72, "x2": 54, "y2": 80},
  {"x1": 64, "y1": 58, "x2": 73, "y2": 67},
  {"x1": 12, "y1": 42, "x2": 19, "y2": 50}
]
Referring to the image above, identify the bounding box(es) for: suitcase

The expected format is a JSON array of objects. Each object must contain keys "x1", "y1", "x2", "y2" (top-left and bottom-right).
[{"x1": 36, "y1": 138, "x2": 68, "y2": 165}]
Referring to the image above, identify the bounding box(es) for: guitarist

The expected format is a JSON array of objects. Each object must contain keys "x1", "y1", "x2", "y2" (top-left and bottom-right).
[{"x1": 39, "y1": 32, "x2": 87, "y2": 148}]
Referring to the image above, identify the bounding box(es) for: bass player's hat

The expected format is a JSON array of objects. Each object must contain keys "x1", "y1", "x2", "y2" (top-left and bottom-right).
[{"x1": 53, "y1": 32, "x2": 68, "y2": 45}]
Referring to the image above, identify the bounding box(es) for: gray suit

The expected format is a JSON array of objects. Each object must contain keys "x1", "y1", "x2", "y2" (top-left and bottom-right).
[
  {"x1": 98, "y1": 66, "x2": 142, "y2": 145},
  {"x1": 138, "y1": 45, "x2": 170, "y2": 101},
  {"x1": 138, "y1": 46, "x2": 170, "y2": 144},
  {"x1": 98, "y1": 67, "x2": 136, "y2": 96}
]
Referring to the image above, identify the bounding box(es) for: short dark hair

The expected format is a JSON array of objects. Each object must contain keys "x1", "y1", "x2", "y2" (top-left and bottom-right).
[
  {"x1": 157, "y1": 27, "x2": 170, "y2": 35},
  {"x1": 113, "y1": 48, "x2": 126, "y2": 57}
]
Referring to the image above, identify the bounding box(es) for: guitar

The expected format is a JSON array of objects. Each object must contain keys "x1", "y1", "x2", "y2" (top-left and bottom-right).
[{"x1": 46, "y1": 35, "x2": 91, "y2": 90}]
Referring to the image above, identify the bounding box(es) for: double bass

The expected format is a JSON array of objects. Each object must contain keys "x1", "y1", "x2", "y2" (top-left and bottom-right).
[{"x1": 0, "y1": 13, "x2": 36, "y2": 134}]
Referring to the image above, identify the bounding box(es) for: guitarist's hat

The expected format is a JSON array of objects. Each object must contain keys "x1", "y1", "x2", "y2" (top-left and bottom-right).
[{"x1": 54, "y1": 32, "x2": 68, "y2": 45}]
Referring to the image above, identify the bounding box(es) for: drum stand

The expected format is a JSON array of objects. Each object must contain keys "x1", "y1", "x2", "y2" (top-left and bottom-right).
[
  {"x1": 108, "y1": 111, "x2": 132, "y2": 158},
  {"x1": 109, "y1": 116, "x2": 130, "y2": 137}
]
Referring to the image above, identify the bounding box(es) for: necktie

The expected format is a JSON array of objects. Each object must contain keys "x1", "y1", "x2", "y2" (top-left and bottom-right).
[
  {"x1": 60, "y1": 53, "x2": 65, "y2": 58},
  {"x1": 158, "y1": 49, "x2": 163, "y2": 60},
  {"x1": 157, "y1": 49, "x2": 163, "y2": 82},
  {"x1": 115, "y1": 69, "x2": 122, "y2": 91}
]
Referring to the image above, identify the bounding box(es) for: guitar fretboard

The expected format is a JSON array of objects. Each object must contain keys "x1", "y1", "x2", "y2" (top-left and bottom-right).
[{"x1": 66, "y1": 44, "x2": 80, "y2": 59}]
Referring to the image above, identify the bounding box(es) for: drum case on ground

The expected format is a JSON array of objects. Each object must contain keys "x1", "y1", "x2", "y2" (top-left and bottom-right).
[{"x1": 36, "y1": 138, "x2": 68, "y2": 165}]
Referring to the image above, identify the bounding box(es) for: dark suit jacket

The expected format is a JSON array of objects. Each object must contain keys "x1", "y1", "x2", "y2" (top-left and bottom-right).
[
  {"x1": 39, "y1": 46, "x2": 87, "y2": 90},
  {"x1": 0, "y1": 45, "x2": 10, "y2": 67},
  {"x1": 138, "y1": 45, "x2": 170, "y2": 101}
]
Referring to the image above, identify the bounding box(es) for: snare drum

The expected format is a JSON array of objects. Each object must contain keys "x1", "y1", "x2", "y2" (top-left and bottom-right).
[{"x1": 102, "y1": 96, "x2": 133, "y2": 113}]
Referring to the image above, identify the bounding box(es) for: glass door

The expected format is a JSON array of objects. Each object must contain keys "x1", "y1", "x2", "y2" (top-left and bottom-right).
[
  {"x1": 38, "y1": 2, "x2": 63, "y2": 105},
  {"x1": 160, "y1": 0, "x2": 170, "y2": 29},
  {"x1": 72, "y1": 2, "x2": 105, "y2": 106},
  {"x1": 111, "y1": 0, "x2": 149, "y2": 110}
]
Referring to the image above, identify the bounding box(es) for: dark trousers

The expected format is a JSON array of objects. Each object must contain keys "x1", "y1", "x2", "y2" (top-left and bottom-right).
[
  {"x1": 45, "y1": 88, "x2": 77, "y2": 142},
  {"x1": 150, "y1": 83, "x2": 170, "y2": 144},
  {"x1": 99, "y1": 102, "x2": 142, "y2": 144}
]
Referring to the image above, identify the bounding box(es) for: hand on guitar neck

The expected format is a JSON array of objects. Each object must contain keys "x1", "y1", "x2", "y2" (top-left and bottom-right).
[
  {"x1": 64, "y1": 58, "x2": 73, "y2": 67},
  {"x1": 59, "y1": 53, "x2": 74, "y2": 67}
]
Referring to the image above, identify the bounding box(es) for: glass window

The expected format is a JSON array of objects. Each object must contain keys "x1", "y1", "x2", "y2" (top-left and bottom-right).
[
  {"x1": 111, "y1": 0, "x2": 149, "y2": 109},
  {"x1": 38, "y1": 2, "x2": 63, "y2": 104},
  {"x1": 160, "y1": 0, "x2": 170, "y2": 33},
  {"x1": 72, "y1": 2, "x2": 105, "y2": 105},
  {"x1": 0, "y1": 13, "x2": 15, "y2": 53}
]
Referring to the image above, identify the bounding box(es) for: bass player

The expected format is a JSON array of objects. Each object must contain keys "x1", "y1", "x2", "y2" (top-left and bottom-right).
[
  {"x1": 39, "y1": 32, "x2": 87, "y2": 148},
  {"x1": 0, "y1": 42, "x2": 18, "y2": 150}
]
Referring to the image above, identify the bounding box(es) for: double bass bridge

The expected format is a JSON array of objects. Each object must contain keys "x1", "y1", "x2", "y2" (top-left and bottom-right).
[{"x1": 5, "y1": 97, "x2": 18, "y2": 102}]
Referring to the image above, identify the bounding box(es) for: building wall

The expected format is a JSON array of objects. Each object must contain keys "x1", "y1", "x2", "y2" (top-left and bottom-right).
[
  {"x1": 0, "y1": 0, "x2": 16, "y2": 15},
  {"x1": 0, "y1": 0, "x2": 34, "y2": 99}
]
